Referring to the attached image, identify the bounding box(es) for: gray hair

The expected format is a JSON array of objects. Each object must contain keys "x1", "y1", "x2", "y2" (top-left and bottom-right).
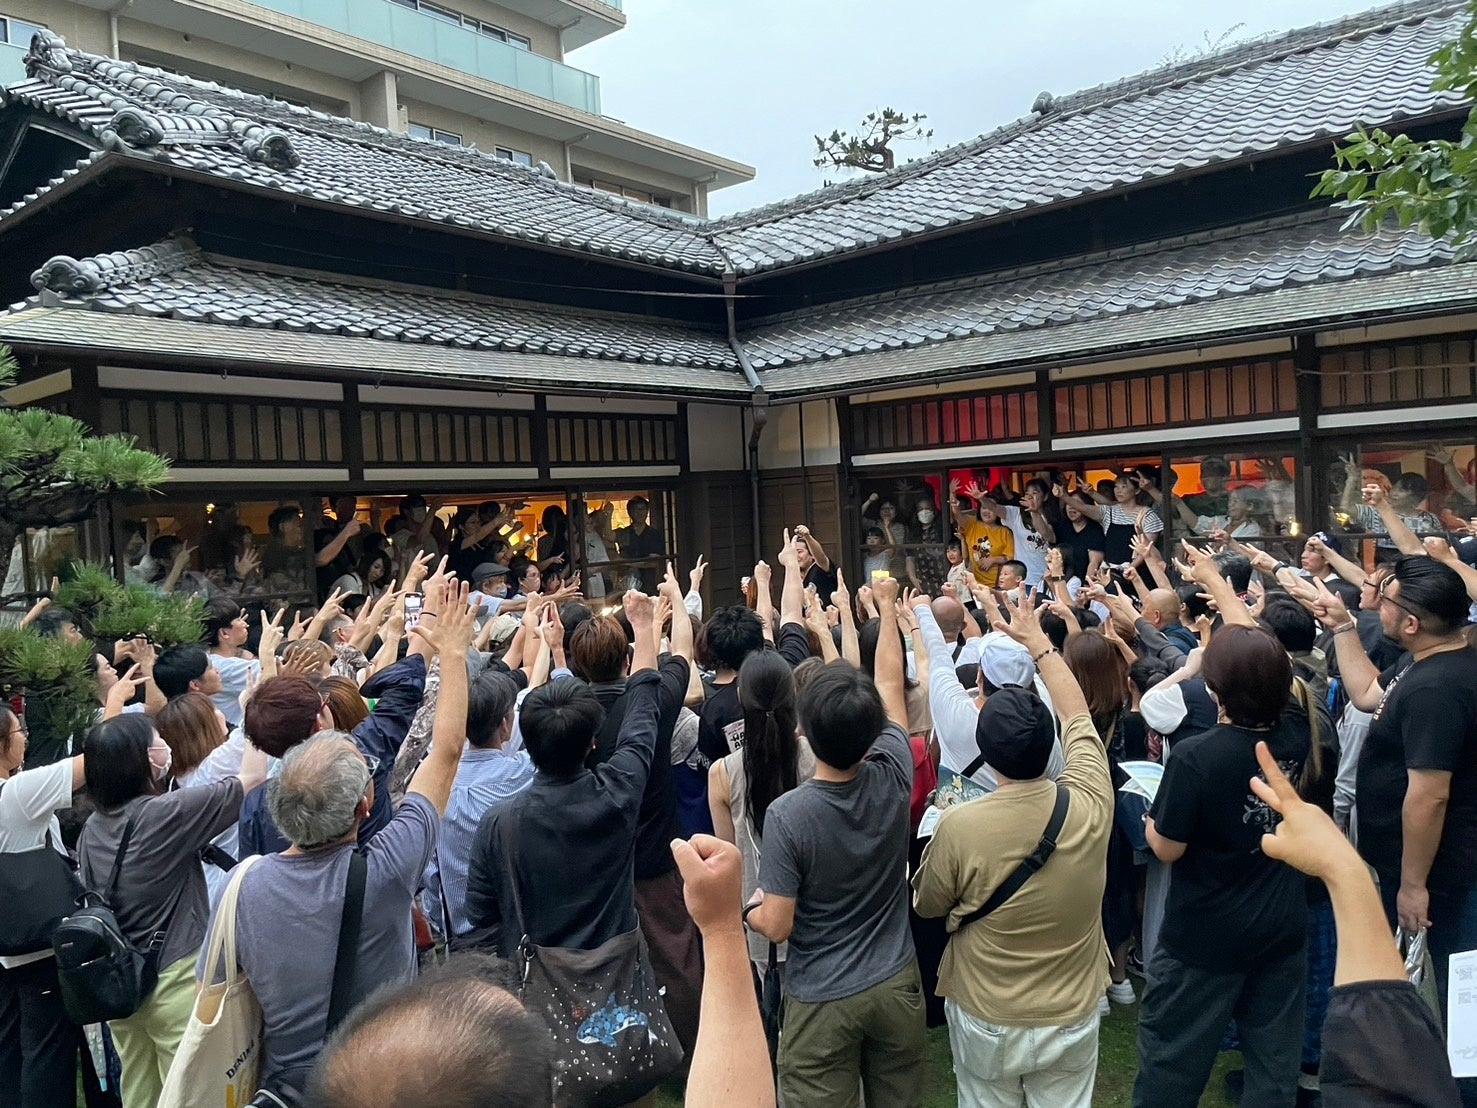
[
  {"x1": 267, "y1": 731, "x2": 370, "y2": 848},
  {"x1": 320, "y1": 614, "x2": 354, "y2": 645}
]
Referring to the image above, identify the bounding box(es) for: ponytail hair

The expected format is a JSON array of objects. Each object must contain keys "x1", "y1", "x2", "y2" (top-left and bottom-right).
[{"x1": 738, "y1": 651, "x2": 800, "y2": 838}]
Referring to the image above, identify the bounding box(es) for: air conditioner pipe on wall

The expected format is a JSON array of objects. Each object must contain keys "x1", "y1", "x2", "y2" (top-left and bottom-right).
[{"x1": 725, "y1": 272, "x2": 767, "y2": 563}]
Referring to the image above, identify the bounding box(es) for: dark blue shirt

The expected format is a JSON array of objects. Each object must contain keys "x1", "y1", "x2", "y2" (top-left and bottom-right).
[{"x1": 239, "y1": 654, "x2": 427, "y2": 855}]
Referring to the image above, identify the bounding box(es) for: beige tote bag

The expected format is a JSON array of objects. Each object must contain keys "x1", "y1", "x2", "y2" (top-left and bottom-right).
[{"x1": 158, "y1": 854, "x2": 264, "y2": 1108}]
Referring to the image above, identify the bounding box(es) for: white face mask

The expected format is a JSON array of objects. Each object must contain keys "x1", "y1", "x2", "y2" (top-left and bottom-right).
[
  {"x1": 916, "y1": 510, "x2": 936, "y2": 525},
  {"x1": 149, "y1": 743, "x2": 172, "y2": 782}
]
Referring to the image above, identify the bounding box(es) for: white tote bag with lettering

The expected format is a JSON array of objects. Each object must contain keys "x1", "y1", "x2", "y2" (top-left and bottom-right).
[{"x1": 158, "y1": 854, "x2": 264, "y2": 1108}]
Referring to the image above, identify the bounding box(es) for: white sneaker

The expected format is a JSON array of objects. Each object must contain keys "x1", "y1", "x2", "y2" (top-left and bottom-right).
[
  {"x1": 1107, "y1": 980, "x2": 1136, "y2": 1005},
  {"x1": 1097, "y1": 995, "x2": 1111, "y2": 1018}
]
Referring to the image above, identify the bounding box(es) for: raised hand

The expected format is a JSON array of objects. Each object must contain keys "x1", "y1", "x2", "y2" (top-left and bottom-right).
[
  {"x1": 961, "y1": 480, "x2": 988, "y2": 503},
  {"x1": 404, "y1": 551, "x2": 436, "y2": 592},
  {"x1": 777, "y1": 529, "x2": 800, "y2": 570},
  {"x1": 688, "y1": 554, "x2": 708, "y2": 593},
  {"x1": 753, "y1": 560, "x2": 772, "y2": 590},
  {"x1": 990, "y1": 587, "x2": 1050, "y2": 655},
  {"x1": 1310, "y1": 575, "x2": 1353, "y2": 630},
  {"x1": 660, "y1": 560, "x2": 685, "y2": 605},
  {"x1": 872, "y1": 575, "x2": 900, "y2": 607},
  {"x1": 171, "y1": 542, "x2": 197, "y2": 569},
  {"x1": 1424, "y1": 535, "x2": 1459, "y2": 564},
  {"x1": 623, "y1": 588, "x2": 655, "y2": 631},
  {"x1": 669, "y1": 834, "x2": 744, "y2": 936},
  {"x1": 1046, "y1": 547, "x2": 1066, "y2": 578},
  {"x1": 1361, "y1": 483, "x2": 1387, "y2": 507},
  {"x1": 234, "y1": 550, "x2": 260, "y2": 580},
  {"x1": 830, "y1": 567, "x2": 851, "y2": 612},
  {"x1": 104, "y1": 664, "x2": 144, "y2": 716},
  {"x1": 411, "y1": 582, "x2": 476, "y2": 656},
  {"x1": 285, "y1": 609, "x2": 307, "y2": 642}
]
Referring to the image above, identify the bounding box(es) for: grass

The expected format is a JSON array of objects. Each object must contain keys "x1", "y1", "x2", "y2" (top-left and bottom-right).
[{"x1": 656, "y1": 995, "x2": 1239, "y2": 1107}]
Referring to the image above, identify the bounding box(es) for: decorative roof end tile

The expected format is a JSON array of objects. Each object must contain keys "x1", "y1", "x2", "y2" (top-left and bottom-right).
[{"x1": 23, "y1": 30, "x2": 71, "y2": 79}]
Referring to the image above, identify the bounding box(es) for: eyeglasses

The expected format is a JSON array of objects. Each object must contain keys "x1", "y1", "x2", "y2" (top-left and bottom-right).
[
  {"x1": 1377, "y1": 580, "x2": 1422, "y2": 620},
  {"x1": 362, "y1": 754, "x2": 381, "y2": 779}
]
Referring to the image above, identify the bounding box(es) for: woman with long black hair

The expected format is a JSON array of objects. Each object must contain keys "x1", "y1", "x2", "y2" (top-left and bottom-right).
[
  {"x1": 77, "y1": 713, "x2": 266, "y2": 1108},
  {"x1": 708, "y1": 650, "x2": 815, "y2": 977}
]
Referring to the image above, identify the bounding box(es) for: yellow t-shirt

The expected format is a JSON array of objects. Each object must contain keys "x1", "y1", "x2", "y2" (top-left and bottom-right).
[{"x1": 960, "y1": 520, "x2": 1014, "y2": 587}]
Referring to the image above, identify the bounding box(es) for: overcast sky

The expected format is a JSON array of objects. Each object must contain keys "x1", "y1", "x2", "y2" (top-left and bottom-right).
[{"x1": 574, "y1": 0, "x2": 1377, "y2": 216}]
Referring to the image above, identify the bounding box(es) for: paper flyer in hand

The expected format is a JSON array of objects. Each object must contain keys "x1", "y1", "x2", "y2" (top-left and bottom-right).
[
  {"x1": 1451, "y1": 949, "x2": 1477, "y2": 1078},
  {"x1": 1118, "y1": 761, "x2": 1164, "y2": 804},
  {"x1": 917, "y1": 767, "x2": 990, "y2": 839}
]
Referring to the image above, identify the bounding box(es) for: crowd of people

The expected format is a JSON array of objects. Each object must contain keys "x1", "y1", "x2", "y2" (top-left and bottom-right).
[
  {"x1": 0, "y1": 463, "x2": 1474, "y2": 1108},
  {"x1": 110, "y1": 493, "x2": 666, "y2": 612}
]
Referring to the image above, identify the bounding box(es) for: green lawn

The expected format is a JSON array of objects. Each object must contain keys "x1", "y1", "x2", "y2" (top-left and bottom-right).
[{"x1": 657, "y1": 997, "x2": 1239, "y2": 1106}]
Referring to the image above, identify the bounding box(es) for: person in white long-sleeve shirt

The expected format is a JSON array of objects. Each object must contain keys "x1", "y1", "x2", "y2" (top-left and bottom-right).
[{"x1": 913, "y1": 600, "x2": 1065, "y2": 791}]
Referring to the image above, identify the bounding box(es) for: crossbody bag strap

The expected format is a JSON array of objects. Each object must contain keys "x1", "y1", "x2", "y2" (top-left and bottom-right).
[
  {"x1": 498, "y1": 807, "x2": 529, "y2": 941},
  {"x1": 102, "y1": 814, "x2": 139, "y2": 902},
  {"x1": 956, "y1": 784, "x2": 1069, "y2": 930},
  {"x1": 960, "y1": 752, "x2": 988, "y2": 779},
  {"x1": 325, "y1": 851, "x2": 367, "y2": 1035}
]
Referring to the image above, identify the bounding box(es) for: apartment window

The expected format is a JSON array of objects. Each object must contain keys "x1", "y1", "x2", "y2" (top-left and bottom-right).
[
  {"x1": 408, "y1": 122, "x2": 464, "y2": 146},
  {"x1": 574, "y1": 175, "x2": 674, "y2": 209},
  {"x1": 0, "y1": 14, "x2": 45, "y2": 45},
  {"x1": 495, "y1": 147, "x2": 534, "y2": 167},
  {"x1": 391, "y1": 0, "x2": 533, "y2": 50}
]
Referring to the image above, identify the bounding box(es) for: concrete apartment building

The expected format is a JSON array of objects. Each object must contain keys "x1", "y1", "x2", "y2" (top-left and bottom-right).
[{"x1": 0, "y1": 0, "x2": 751, "y2": 213}]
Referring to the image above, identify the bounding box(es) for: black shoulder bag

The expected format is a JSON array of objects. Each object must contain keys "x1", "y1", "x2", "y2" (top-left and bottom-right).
[
  {"x1": 247, "y1": 850, "x2": 366, "y2": 1108},
  {"x1": 53, "y1": 814, "x2": 165, "y2": 1024},
  {"x1": 956, "y1": 784, "x2": 1070, "y2": 930},
  {"x1": 501, "y1": 809, "x2": 682, "y2": 1108},
  {"x1": 0, "y1": 780, "x2": 84, "y2": 956}
]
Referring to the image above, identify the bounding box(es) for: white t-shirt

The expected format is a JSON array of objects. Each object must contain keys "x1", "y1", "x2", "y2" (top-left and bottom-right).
[
  {"x1": 0, "y1": 760, "x2": 73, "y2": 968},
  {"x1": 1000, "y1": 505, "x2": 1051, "y2": 586},
  {"x1": 177, "y1": 728, "x2": 248, "y2": 908},
  {"x1": 210, "y1": 654, "x2": 260, "y2": 729}
]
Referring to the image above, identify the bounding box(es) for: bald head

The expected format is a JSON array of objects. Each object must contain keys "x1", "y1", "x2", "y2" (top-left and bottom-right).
[
  {"x1": 931, "y1": 596, "x2": 965, "y2": 638},
  {"x1": 1145, "y1": 588, "x2": 1182, "y2": 629},
  {"x1": 311, "y1": 958, "x2": 552, "y2": 1108},
  {"x1": 267, "y1": 732, "x2": 370, "y2": 848}
]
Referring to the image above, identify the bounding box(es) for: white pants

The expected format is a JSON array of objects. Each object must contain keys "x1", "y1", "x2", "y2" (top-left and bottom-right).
[{"x1": 945, "y1": 999, "x2": 1098, "y2": 1108}]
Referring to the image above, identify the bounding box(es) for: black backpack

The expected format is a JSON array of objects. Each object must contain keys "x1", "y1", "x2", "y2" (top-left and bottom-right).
[{"x1": 52, "y1": 813, "x2": 165, "y2": 1024}]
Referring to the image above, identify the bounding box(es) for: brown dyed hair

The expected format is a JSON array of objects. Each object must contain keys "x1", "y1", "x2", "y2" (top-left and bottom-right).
[
  {"x1": 1062, "y1": 629, "x2": 1128, "y2": 741},
  {"x1": 244, "y1": 674, "x2": 323, "y2": 758},
  {"x1": 1200, "y1": 625, "x2": 1293, "y2": 730},
  {"x1": 320, "y1": 676, "x2": 369, "y2": 732},
  {"x1": 569, "y1": 616, "x2": 629, "y2": 683},
  {"x1": 157, "y1": 692, "x2": 228, "y2": 778}
]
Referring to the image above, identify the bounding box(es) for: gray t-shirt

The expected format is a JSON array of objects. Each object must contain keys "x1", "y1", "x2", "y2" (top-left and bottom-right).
[
  {"x1": 206, "y1": 793, "x2": 438, "y2": 1083},
  {"x1": 79, "y1": 778, "x2": 244, "y2": 972},
  {"x1": 758, "y1": 723, "x2": 916, "y2": 1003}
]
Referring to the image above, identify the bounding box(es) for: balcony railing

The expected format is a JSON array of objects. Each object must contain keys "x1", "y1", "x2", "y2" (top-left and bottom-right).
[{"x1": 249, "y1": 0, "x2": 602, "y2": 113}]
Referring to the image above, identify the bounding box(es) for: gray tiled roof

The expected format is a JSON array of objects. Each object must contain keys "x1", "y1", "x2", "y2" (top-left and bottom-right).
[
  {"x1": 749, "y1": 216, "x2": 1475, "y2": 395},
  {"x1": 3, "y1": 2, "x2": 1470, "y2": 280},
  {"x1": 19, "y1": 236, "x2": 742, "y2": 389},
  {"x1": 743, "y1": 213, "x2": 1454, "y2": 374},
  {"x1": 708, "y1": 0, "x2": 1470, "y2": 274},
  {"x1": 5, "y1": 32, "x2": 727, "y2": 273}
]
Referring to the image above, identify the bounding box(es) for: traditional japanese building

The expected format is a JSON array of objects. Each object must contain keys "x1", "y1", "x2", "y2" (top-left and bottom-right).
[{"x1": 0, "y1": 0, "x2": 1474, "y2": 607}]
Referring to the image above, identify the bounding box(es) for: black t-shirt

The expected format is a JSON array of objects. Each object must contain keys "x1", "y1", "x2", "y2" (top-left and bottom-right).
[
  {"x1": 695, "y1": 624, "x2": 811, "y2": 766},
  {"x1": 1356, "y1": 644, "x2": 1477, "y2": 892},
  {"x1": 1057, "y1": 520, "x2": 1106, "y2": 581},
  {"x1": 1152, "y1": 715, "x2": 1311, "y2": 971},
  {"x1": 1321, "y1": 981, "x2": 1462, "y2": 1107},
  {"x1": 585, "y1": 656, "x2": 691, "y2": 881},
  {"x1": 803, "y1": 563, "x2": 839, "y2": 600}
]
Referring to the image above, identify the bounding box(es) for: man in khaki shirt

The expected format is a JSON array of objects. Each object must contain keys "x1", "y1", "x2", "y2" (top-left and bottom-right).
[{"x1": 914, "y1": 593, "x2": 1113, "y2": 1107}]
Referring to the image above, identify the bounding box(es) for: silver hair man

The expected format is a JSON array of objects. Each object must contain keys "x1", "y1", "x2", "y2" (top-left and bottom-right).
[{"x1": 267, "y1": 731, "x2": 373, "y2": 849}]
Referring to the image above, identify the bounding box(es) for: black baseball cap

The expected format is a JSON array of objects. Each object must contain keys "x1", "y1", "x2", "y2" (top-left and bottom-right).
[{"x1": 974, "y1": 686, "x2": 1055, "y2": 780}]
